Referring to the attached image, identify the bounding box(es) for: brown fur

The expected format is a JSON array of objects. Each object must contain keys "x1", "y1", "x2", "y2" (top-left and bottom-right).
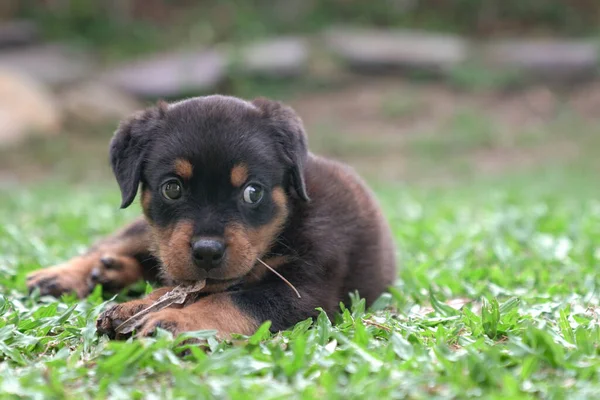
[
  {"x1": 174, "y1": 158, "x2": 193, "y2": 179},
  {"x1": 247, "y1": 187, "x2": 289, "y2": 256},
  {"x1": 136, "y1": 293, "x2": 258, "y2": 339},
  {"x1": 92, "y1": 254, "x2": 144, "y2": 288},
  {"x1": 230, "y1": 163, "x2": 249, "y2": 187},
  {"x1": 221, "y1": 222, "x2": 255, "y2": 280},
  {"x1": 154, "y1": 221, "x2": 199, "y2": 282},
  {"x1": 26, "y1": 255, "x2": 98, "y2": 298},
  {"x1": 303, "y1": 155, "x2": 397, "y2": 309}
]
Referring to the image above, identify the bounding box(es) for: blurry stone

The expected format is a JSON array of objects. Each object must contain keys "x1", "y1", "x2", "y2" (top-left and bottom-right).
[
  {"x1": 60, "y1": 82, "x2": 142, "y2": 124},
  {"x1": 0, "y1": 69, "x2": 61, "y2": 147},
  {"x1": 102, "y1": 50, "x2": 226, "y2": 98},
  {"x1": 324, "y1": 27, "x2": 468, "y2": 74},
  {"x1": 0, "y1": 44, "x2": 94, "y2": 86},
  {"x1": 482, "y1": 40, "x2": 598, "y2": 82},
  {"x1": 0, "y1": 20, "x2": 38, "y2": 48},
  {"x1": 237, "y1": 37, "x2": 309, "y2": 77}
]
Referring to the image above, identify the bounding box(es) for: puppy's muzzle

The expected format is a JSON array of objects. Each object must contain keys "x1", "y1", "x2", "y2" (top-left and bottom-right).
[{"x1": 191, "y1": 237, "x2": 226, "y2": 271}]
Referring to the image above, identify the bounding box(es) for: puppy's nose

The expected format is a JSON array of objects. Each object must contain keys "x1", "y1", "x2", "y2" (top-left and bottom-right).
[{"x1": 191, "y1": 238, "x2": 225, "y2": 270}]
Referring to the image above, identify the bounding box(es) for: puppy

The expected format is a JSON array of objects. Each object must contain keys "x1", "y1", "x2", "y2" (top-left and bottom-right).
[{"x1": 27, "y1": 95, "x2": 397, "y2": 338}]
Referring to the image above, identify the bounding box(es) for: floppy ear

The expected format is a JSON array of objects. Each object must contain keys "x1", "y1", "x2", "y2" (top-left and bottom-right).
[
  {"x1": 252, "y1": 98, "x2": 310, "y2": 202},
  {"x1": 109, "y1": 103, "x2": 167, "y2": 209}
]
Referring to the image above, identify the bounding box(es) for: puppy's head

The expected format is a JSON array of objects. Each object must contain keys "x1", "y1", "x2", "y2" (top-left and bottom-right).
[{"x1": 109, "y1": 95, "x2": 309, "y2": 287}]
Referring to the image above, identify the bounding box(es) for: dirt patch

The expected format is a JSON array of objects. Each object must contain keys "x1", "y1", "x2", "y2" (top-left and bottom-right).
[{"x1": 288, "y1": 78, "x2": 600, "y2": 183}]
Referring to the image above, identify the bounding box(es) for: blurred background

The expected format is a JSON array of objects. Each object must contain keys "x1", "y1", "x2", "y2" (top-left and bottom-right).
[{"x1": 1, "y1": 0, "x2": 599, "y2": 188}]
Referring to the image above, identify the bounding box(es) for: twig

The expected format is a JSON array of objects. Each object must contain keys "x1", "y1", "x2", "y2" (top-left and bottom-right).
[{"x1": 256, "y1": 258, "x2": 301, "y2": 298}]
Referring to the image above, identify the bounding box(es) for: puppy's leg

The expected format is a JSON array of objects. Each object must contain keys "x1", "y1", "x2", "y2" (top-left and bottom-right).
[
  {"x1": 96, "y1": 286, "x2": 175, "y2": 339},
  {"x1": 104, "y1": 280, "x2": 325, "y2": 339},
  {"x1": 27, "y1": 217, "x2": 157, "y2": 298}
]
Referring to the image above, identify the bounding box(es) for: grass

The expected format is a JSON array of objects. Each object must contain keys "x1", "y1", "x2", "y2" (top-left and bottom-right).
[
  {"x1": 1, "y1": 172, "x2": 600, "y2": 399},
  {"x1": 379, "y1": 91, "x2": 426, "y2": 119},
  {"x1": 407, "y1": 109, "x2": 500, "y2": 157}
]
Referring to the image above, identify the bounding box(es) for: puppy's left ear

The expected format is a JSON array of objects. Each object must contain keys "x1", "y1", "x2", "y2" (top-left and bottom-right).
[
  {"x1": 110, "y1": 102, "x2": 167, "y2": 209},
  {"x1": 253, "y1": 98, "x2": 310, "y2": 202}
]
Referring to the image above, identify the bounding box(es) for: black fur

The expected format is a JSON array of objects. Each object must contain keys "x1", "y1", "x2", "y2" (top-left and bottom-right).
[{"x1": 110, "y1": 105, "x2": 166, "y2": 208}]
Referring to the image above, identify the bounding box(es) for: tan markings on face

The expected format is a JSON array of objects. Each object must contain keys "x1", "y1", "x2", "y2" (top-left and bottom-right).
[
  {"x1": 174, "y1": 158, "x2": 193, "y2": 180},
  {"x1": 230, "y1": 163, "x2": 249, "y2": 187},
  {"x1": 215, "y1": 186, "x2": 289, "y2": 282},
  {"x1": 221, "y1": 222, "x2": 255, "y2": 280},
  {"x1": 148, "y1": 187, "x2": 289, "y2": 288},
  {"x1": 248, "y1": 187, "x2": 289, "y2": 255},
  {"x1": 141, "y1": 189, "x2": 152, "y2": 217},
  {"x1": 152, "y1": 220, "x2": 202, "y2": 282}
]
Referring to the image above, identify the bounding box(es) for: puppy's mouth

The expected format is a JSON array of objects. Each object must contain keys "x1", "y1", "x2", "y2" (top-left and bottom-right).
[
  {"x1": 205, "y1": 267, "x2": 245, "y2": 280},
  {"x1": 157, "y1": 239, "x2": 259, "y2": 287},
  {"x1": 171, "y1": 264, "x2": 251, "y2": 287}
]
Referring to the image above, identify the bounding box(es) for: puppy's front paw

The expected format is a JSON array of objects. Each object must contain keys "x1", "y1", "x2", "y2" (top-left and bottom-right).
[
  {"x1": 26, "y1": 256, "x2": 97, "y2": 298},
  {"x1": 96, "y1": 299, "x2": 152, "y2": 339},
  {"x1": 96, "y1": 287, "x2": 174, "y2": 339}
]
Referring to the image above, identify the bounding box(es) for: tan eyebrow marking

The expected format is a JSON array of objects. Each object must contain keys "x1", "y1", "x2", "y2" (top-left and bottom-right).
[
  {"x1": 230, "y1": 163, "x2": 249, "y2": 187},
  {"x1": 174, "y1": 158, "x2": 193, "y2": 179}
]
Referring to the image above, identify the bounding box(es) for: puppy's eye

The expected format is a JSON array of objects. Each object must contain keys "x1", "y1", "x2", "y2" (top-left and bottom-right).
[
  {"x1": 243, "y1": 184, "x2": 264, "y2": 205},
  {"x1": 161, "y1": 179, "x2": 183, "y2": 200}
]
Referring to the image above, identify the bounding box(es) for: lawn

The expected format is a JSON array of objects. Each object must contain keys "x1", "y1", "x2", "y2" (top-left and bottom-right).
[{"x1": 1, "y1": 171, "x2": 599, "y2": 399}]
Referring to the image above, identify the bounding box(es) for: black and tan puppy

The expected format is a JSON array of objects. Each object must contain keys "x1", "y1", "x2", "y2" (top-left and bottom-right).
[{"x1": 26, "y1": 95, "x2": 397, "y2": 338}]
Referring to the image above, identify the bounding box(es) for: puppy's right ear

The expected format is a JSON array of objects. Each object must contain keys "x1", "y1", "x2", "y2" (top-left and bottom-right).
[
  {"x1": 252, "y1": 97, "x2": 310, "y2": 202},
  {"x1": 109, "y1": 103, "x2": 167, "y2": 209}
]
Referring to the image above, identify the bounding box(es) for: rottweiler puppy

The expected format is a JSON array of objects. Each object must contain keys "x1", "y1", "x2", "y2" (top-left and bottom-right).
[{"x1": 27, "y1": 95, "x2": 397, "y2": 338}]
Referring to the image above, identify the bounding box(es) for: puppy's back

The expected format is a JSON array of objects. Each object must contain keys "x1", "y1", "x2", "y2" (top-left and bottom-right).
[{"x1": 300, "y1": 154, "x2": 397, "y2": 307}]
